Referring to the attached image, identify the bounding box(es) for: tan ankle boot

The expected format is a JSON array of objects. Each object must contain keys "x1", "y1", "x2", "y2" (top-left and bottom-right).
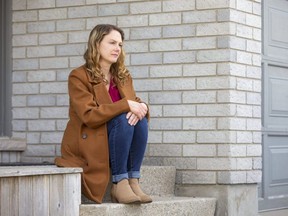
[
  {"x1": 110, "y1": 179, "x2": 141, "y2": 204},
  {"x1": 129, "y1": 178, "x2": 152, "y2": 203}
]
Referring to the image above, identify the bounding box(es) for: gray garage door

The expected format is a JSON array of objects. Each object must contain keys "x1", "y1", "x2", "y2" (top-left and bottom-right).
[{"x1": 259, "y1": 0, "x2": 288, "y2": 211}]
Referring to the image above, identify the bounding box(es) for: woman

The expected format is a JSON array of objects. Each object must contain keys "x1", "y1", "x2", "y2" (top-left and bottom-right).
[{"x1": 55, "y1": 24, "x2": 152, "y2": 204}]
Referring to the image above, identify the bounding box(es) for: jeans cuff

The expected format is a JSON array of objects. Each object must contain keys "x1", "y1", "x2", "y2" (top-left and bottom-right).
[
  {"x1": 112, "y1": 173, "x2": 129, "y2": 183},
  {"x1": 128, "y1": 171, "x2": 141, "y2": 179}
]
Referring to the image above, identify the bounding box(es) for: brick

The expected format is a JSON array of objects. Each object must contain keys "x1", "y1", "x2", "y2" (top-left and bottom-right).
[
  {"x1": 87, "y1": 0, "x2": 116, "y2": 4},
  {"x1": 56, "y1": 44, "x2": 85, "y2": 56},
  {"x1": 56, "y1": 69, "x2": 70, "y2": 81},
  {"x1": 12, "y1": 120, "x2": 27, "y2": 131},
  {"x1": 253, "y1": 106, "x2": 261, "y2": 118},
  {"x1": 56, "y1": 95, "x2": 69, "y2": 106},
  {"x1": 28, "y1": 120, "x2": 56, "y2": 131},
  {"x1": 164, "y1": 105, "x2": 196, "y2": 117},
  {"x1": 183, "y1": 91, "x2": 216, "y2": 103},
  {"x1": 163, "y1": 0, "x2": 195, "y2": 12},
  {"x1": 149, "y1": 118, "x2": 182, "y2": 130},
  {"x1": 130, "y1": 2, "x2": 161, "y2": 14},
  {"x1": 253, "y1": 157, "x2": 262, "y2": 169},
  {"x1": 183, "y1": 118, "x2": 216, "y2": 130},
  {"x1": 197, "y1": 22, "x2": 231, "y2": 36},
  {"x1": 217, "y1": 171, "x2": 247, "y2": 184},
  {"x1": 56, "y1": 0, "x2": 85, "y2": 7},
  {"x1": 237, "y1": 51, "x2": 252, "y2": 64},
  {"x1": 27, "y1": 46, "x2": 55, "y2": 58},
  {"x1": 237, "y1": 24, "x2": 253, "y2": 39},
  {"x1": 149, "y1": 105, "x2": 162, "y2": 117},
  {"x1": 27, "y1": 0, "x2": 55, "y2": 9},
  {"x1": 197, "y1": 131, "x2": 236, "y2": 143},
  {"x1": 27, "y1": 70, "x2": 56, "y2": 82},
  {"x1": 247, "y1": 66, "x2": 261, "y2": 79},
  {"x1": 247, "y1": 40, "x2": 261, "y2": 53},
  {"x1": 150, "y1": 65, "x2": 182, "y2": 78},
  {"x1": 40, "y1": 82, "x2": 67, "y2": 94},
  {"x1": 124, "y1": 41, "x2": 148, "y2": 53},
  {"x1": 27, "y1": 21, "x2": 55, "y2": 33},
  {"x1": 247, "y1": 118, "x2": 261, "y2": 131},
  {"x1": 149, "y1": 144, "x2": 182, "y2": 156},
  {"x1": 13, "y1": 108, "x2": 40, "y2": 119},
  {"x1": 217, "y1": 36, "x2": 246, "y2": 50},
  {"x1": 12, "y1": 96, "x2": 27, "y2": 107},
  {"x1": 196, "y1": 0, "x2": 230, "y2": 9},
  {"x1": 13, "y1": 23, "x2": 27, "y2": 35},
  {"x1": 217, "y1": 62, "x2": 246, "y2": 76},
  {"x1": 40, "y1": 107, "x2": 68, "y2": 119},
  {"x1": 183, "y1": 171, "x2": 216, "y2": 184},
  {"x1": 163, "y1": 131, "x2": 196, "y2": 143},
  {"x1": 12, "y1": 0, "x2": 26, "y2": 10},
  {"x1": 183, "y1": 37, "x2": 216, "y2": 50},
  {"x1": 197, "y1": 158, "x2": 237, "y2": 170},
  {"x1": 197, "y1": 76, "x2": 236, "y2": 90},
  {"x1": 236, "y1": 158, "x2": 252, "y2": 170},
  {"x1": 218, "y1": 117, "x2": 246, "y2": 130},
  {"x1": 236, "y1": 105, "x2": 253, "y2": 117},
  {"x1": 253, "y1": 132, "x2": 262, "y2": 144},
  {"x1": 13, "y1": 11, "x2": 38, "y2": 22},
  {"x1": 12, "y1": 71, "x2": 26, "y2": 83},
  {"x1": 253, "y1": 28, "x2": 261, "y2": 41},
  {"x1": 98, "y1": 4, "x2": 128, "y2": 16},
  {"x1": 247, "y1": 92, "x2": 261, "y2": 105},
  {"x1": 56, "y1": 119, "x2": 68, "y2": 130},
  {"x1": 147, "y1": 131, "x2": 162, "y2": 143},
  {"x1": 13, "y1": 34, "x2": 38, "y2": 46},
  {"x1": 13, "y1": 59, "x2": 39, "y2": 70},
  {"x1": 133, "y1": 79, "x2": 162, "y2": 91},
  {"x1": 27, "y1": 132, "x2": 41, "y2": 144},
  {"x1": 163, "y1": 25, "x2": 195, "y2": 38},
  {"x1": 183, "y1": 144, "x2": 216, "y2": 157},
  {"x1": 150, "y1": 39, "x2": 182, "y2": 52},
  {"x1": 39, "y1": 33, "x2": 67, "y2": 45},
  {"x1": 252, "y1": 54, "x2": 261, "y2": 66},
  {"x1": 149, "y1": 13, "x2": 181, "y2": 26},
  {"x1": 237, "y1": 131, "x2": 253, "y2": 143},
  {"x1": 197, "y1": 49, "x2": 234, "y2": 62},
  {"x1": 39, "y1": 8, "x2": 67, "y2": 20},
  {"x1": 69, "y1": 31, "x2": 90, "y2": 43},
  {"x1": 25, "y1": 145, "x2": 55, "y2": 157},
  {"x1": 163, "y1": 78, "x2": 195, "y2": 90},
  {"x1": 218, "y1": 144, "x2": 247, "y2": 157},
  {"x1": 131, "y1": 53, "x2": 162, "y2": 65},
  {"x1": 247, "y1": 170, "x2": 261, "y2": 183},
  {"x1": 183, "y1": 10, "x2": 216, "y2": 23},
  {"x1": 237, "y1": 78, "x2": 253, "y2": 91},
  {"x1": 149, "y1": 92, "x2": 181, "y2": 104},
  {"x1": 163, "y1": 158, "x2": 197, "y2": 170},
  {"x1": 27, "y1": 95, "x2": 56, "y2": 106},
  {"x1": 130, "y1": 27, "x2": 161, "y2": 39},
  {"x1": 217, "y1": 90, "x2": 246, "y2": 103},
  {"x1": 40, "y1": 57, "x2": 69, "y2": 69},
  {"x1": 68, "y1": 5, "x2": 98, "y2": 18},
  {"x1": 56, "y1": 19, "x2": 85, "y2": 31},
  {"x1": 13, "y1": 83, "x2": 39, "y2": 95},
  {"x1": 69, "y1": 56, "x2": 85, "y2": 68},
  {"x1": 164, "y1": 51, "x2": 196, "y2": 64},
  {"x1": 246, "y1": 14, "x2": 261, "y2": 28},
  {"x1": 183, "y1": 63, "x2": 216, "y2": 77},
  {"x1": 41, "y1": 132, "x2": 63, "y2": 143},
  {"x1": 118, "y1": 15, "x2": 148, "y2": 27},
  {"x1": 87, "y1": 17, "x2": 117, "y2": 29}
]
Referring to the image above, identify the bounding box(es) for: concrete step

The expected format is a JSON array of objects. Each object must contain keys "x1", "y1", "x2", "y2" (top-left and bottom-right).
[
  {"x1": 82, "y1": 166, "x2": 177, "y2": 203},
  {"x1": 80, "y1": 196, "x2": 216, "y2": 216}
]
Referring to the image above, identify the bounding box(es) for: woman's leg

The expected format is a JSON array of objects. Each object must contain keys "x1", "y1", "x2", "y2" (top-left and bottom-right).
[
  {"x1": 107, "y1": 113, "x2": 134, "y2": 183},
  {"x1": 127, "y1": 117, "x2": 148, "y2": 179}
]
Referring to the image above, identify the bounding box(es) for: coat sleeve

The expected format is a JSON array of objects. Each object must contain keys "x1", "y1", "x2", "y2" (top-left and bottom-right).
[{"x1": 68, "y1": 70, "x2": 130, "y2": 129}]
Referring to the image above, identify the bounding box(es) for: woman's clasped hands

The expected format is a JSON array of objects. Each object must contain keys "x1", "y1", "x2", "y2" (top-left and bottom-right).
[{"x1": 126, "y1": 100, "x2": 148, "y2": 126}]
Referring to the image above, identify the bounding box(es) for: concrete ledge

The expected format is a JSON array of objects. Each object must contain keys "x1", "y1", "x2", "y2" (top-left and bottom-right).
[{"x1": 0, "y1": 137, "x2": 26, "y2": 151}]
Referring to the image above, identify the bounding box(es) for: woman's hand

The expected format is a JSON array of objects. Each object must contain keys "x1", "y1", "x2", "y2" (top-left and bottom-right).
[
  {"x1": 126, "y1": 112, "x2": 140, "y2": 126},
  {"x1": 127, "y1": 100, "x2": 147, "y2": 120}
]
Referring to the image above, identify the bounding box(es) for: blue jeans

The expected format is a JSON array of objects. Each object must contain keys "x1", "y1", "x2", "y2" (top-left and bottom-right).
[{"x1": 107, "y1": 113, "x2": 148, "y2": 183}]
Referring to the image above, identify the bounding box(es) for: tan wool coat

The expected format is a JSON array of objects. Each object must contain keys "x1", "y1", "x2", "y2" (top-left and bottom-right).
[{"x1": 55, "y1": 65, "x2": 148, "y2": 203}]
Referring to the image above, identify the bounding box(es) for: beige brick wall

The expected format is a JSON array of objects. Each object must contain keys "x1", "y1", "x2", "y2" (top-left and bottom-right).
[{"x1": 11, "y1": 0, "x2": 262, "y2": 185}]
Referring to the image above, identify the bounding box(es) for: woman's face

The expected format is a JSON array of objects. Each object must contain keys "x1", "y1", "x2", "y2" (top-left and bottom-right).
[{"x1": 98, "y1": 30, "x2": 123, "y2": 66}]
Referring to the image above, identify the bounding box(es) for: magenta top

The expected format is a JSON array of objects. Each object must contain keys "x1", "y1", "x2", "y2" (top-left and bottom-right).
[{"x1": 108, "y1": 79, "x2": 121, "y2": 102}]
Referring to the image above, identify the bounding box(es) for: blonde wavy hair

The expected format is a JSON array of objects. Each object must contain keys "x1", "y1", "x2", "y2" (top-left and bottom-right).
[{"x1": 84, "y1": 24, "x2": 129, "y2": 84}]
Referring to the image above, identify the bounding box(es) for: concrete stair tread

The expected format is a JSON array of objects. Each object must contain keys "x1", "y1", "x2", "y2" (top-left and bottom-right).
[{"x1": 80, "y1": 196, "x2": 216, "y2": 216}]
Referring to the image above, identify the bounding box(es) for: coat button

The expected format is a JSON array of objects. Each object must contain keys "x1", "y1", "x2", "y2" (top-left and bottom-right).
[{"x1": 82, "y1": 133, "x2": 88, "y2": 139}]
